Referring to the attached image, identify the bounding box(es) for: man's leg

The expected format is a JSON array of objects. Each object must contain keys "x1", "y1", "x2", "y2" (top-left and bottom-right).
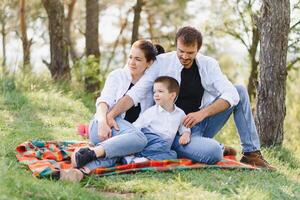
[
  {"x1": 202, "y1": 85, "x2": 274, "y2": 170},
  {"x1": 199, "y1": 85, "x2": 259, "y2": 152}
]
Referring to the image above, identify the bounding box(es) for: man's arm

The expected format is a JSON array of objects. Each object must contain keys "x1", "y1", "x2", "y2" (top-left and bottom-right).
[{"x1": 183, "y1": 98, "x2": 230, "y2": 128}]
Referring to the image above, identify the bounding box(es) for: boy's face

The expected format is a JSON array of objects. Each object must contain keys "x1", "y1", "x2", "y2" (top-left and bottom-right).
[{"x1": 153, "y1": 82, "x2": 176, "y2": 107}]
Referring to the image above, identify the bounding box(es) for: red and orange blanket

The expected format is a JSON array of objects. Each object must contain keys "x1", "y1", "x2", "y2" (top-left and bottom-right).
[{"x1": 16, "y1": 140, "x2": 258, "y2": 178}]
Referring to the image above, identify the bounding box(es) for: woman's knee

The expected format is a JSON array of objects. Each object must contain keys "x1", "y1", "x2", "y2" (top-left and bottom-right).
[{"x1": 88, "y1": 118, "x2": 100, "y2": 145}]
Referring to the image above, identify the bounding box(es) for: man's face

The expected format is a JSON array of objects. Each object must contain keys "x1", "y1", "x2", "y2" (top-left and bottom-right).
[{"x1": 176, "y1": 39, "x2": 198, "y2": 68}]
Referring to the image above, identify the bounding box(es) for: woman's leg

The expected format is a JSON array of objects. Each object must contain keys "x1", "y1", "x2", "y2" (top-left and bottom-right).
[{"x1": 73, "y1": 117, "x2": 147, "y2": 168}]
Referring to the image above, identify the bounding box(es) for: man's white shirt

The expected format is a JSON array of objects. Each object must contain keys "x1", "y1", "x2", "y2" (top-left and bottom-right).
[
  {"x1": 127, "y1": 51, "x2": 240, "y2": 109},
  {"x1": 133, "y1": 104, "x2": 190, "y2": 146}
]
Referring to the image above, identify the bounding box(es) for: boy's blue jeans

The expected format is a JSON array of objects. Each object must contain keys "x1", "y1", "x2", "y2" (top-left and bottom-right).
[
  {"x1": 172, "y1": 85, "x2": 261, "y2": 164},
  {"x1": 135, "y1": 131, "x2": 177, "y2": 160}
]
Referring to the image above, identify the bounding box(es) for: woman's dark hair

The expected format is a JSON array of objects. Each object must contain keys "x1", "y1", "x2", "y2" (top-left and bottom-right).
[
  {"x1": 175, "y1": 26, "x2": 202, "y2": 50},
  {"x1": 132, "y1": 40, "x2": 157, "y2": 62},
  {"x1": 154, "y1": 44, "x2": 165, "y2": 55}
]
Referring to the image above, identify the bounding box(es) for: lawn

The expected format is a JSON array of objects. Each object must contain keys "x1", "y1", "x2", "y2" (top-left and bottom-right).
[{"x1": 1, "y1": 73, "x2": 300, "y2": 200}]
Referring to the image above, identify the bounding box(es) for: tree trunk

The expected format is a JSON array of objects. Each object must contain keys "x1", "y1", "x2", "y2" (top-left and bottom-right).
[
  {"x1": 42, "y1": 0, "x2": 71, "y2": 81},
  {"x1": 85, "y1": 0, "x2": 100, "y2": 59},
  {"x1": 255, "y1": 0, "x2": 290, "y2": 146},
  {"x1": 85, "y1": 0, "x2": 100, "y2": 93},
  {"x1": 65, "y1": 0, "x2": 78, "y2": 64},
  {"x1": 131, "y1": 0, "x2": 143, "y2": 45},
  {"x1": 19, "y1": 0, "x2": 32, "y2": 73},
  {"x1": 146, "y1": 10, "x2": 154, "y2": 40},
  {"x1": 1, "y1": 17, "x2": 7, "y2": 71},
  {"x1": 247, "y1": 26, "x2": 259, "y2": 101}
]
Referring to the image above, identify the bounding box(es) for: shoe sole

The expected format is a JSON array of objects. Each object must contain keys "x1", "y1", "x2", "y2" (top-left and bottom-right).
[{"x1": 60, "y1": 169, "x2": 84, "y2": 182}]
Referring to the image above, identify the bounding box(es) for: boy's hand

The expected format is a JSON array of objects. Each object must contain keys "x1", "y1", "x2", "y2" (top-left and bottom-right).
[{"x1": 179, "y1": 132, "x2": 191, "y2": 145}]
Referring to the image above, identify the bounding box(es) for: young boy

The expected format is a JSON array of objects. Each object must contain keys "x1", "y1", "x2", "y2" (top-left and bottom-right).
[{"x1": 124, "y1": 76, "x2": 191, "y2": 163}]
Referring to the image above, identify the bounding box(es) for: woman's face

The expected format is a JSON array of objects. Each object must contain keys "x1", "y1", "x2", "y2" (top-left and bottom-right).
[{"x1": 127, "y1": 46, "x2": 152, "y2": 78}]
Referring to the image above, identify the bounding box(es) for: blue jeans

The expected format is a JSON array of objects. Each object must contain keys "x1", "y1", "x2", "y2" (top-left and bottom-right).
[
  {"x1": 85, "y1": 116, "x2": 147, "y2": 171},
  {"x1": 172, "y1": 85, "x2": 261, "y2": 164},
  {"x1": 136, "y1": 131, "x2": 177, "y2": 160}
]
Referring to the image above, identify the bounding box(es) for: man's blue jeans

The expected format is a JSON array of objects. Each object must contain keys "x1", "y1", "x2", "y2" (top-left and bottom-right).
[
  {"x1": 85, "y1": 116, "x2": 147, "y2": 171},
  {"x1": 172, "y1": 85, "x2": 261, "y2": 164}
]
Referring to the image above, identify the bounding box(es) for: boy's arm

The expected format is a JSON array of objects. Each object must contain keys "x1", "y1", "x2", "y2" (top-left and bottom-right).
[{"x1": 179, "y1": 131, "x2": 191, "y2": 145}]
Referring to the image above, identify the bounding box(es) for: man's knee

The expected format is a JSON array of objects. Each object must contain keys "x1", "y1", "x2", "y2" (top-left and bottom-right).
[{"x1": 234, "y1": 85, "x2": 248, "y2": 100}]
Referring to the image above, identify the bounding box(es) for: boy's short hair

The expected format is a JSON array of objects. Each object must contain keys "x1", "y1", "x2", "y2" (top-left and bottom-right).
[{"x1": 154, "y1": 76, "x2": 180, "y2": 96}]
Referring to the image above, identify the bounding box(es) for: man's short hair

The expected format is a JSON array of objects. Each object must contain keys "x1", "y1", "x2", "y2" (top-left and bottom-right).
[
  {"x1": 154, "y1": 76, "x2": 180, "y2": 96},
  {"x1": 175, "y1": 26, "x2": 202, "y2": 50}
]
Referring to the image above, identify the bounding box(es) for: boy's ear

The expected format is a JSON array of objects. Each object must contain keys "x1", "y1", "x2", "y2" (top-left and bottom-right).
[{"x1": 172, "y1": 92, "x2": 178, "y2": 102}]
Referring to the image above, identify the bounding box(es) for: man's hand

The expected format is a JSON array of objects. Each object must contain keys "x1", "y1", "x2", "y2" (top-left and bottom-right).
[
  {"x1": 98, "y1": 121, "x2": 112, "y2": 141},
  {"x1": 106, "y1": 113, "x2": 120, "y2": 131},
  {"x1": 183, "y1": 110, "x2": 208, "y2": 128},
  {"x1": 179, "y1": 131, "x2": 191, "y2": 145}
]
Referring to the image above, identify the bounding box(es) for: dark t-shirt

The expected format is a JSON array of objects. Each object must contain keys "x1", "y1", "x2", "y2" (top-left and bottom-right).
[
  {"x1": 124, "y1": 83, "x2": 141, "y2": 123},
  {"x1": 176, "y1": 60, "x2": 204, "y2": 114}
]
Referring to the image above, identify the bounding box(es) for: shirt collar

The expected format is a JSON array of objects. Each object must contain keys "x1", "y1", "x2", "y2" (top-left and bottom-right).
[{"x1": 157, "y1": 104, "x2": 178, "y2": 113}]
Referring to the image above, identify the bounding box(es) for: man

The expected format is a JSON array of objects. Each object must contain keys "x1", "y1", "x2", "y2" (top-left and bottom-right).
[{"x1": 104, "y1": 26, "x2": 274, "y2": 170}]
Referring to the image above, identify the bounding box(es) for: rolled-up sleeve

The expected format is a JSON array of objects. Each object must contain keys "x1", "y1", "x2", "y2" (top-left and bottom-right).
[
  {"x1": 126, "y1": 61, "x2": 159, "y2": 105},
  {"x1": 208, "y1": 59, "x2": 240, "y2": 107},
  {"x1": 95, "y1": 71, "x2": 119, "y2": 108}
]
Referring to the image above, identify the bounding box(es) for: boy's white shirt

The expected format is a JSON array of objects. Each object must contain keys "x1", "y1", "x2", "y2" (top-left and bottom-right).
[
  {"x1": 95, "y1": 67, "x2": 154, "y2": 118},
  {"x1": 127, "y1": 51, "x2": 240, "y2": 109},
  {"x1": 133, "y1": 104, "x2": 191, "y2": 145}
]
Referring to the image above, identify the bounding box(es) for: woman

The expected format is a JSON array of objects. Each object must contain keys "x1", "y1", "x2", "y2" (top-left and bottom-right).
[{"x1": 60, "y1": 40, "x2": 161, "y2": 181}]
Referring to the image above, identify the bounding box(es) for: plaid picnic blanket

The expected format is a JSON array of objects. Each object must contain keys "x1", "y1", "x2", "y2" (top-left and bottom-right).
[{"x1": 16, "y1": 140, "x2": 258, "y2": 178}]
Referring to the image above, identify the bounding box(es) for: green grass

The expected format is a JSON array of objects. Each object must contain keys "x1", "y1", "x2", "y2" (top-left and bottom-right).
[{"x1": 1, "y1": 73, "x2": 300, "y2": 200}]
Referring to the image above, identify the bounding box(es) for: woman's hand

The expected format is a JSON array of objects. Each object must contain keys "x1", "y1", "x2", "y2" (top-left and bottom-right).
[{"x1": 98, "y1": 120, "x2": 112, "y2": 141}]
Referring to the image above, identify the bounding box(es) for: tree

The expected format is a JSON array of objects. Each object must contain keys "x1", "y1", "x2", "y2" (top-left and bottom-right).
[
  {"x1": 204, "y1": 0, "x2": 260, "y2": 101},
  {"x1": 131, "y1": 0, "x2": 144, "y2": 45},
  {"x1": 65, "y1": 0, "x2": 79, "y2": 64},
  {"x1": 85, "y1": 0, "x2": 100, "y2": 93},
  {"x1": 42, "y1": 0, "x2": 71, "y2": 81},
  {"x1": 255, "y1": 0, "x2": 290, "y2": 146},
  {"x1": 0, "y1": 3, "x2": 9, "y2": 72},
  {"x1": 19, "y1": 0, "x2": 33, "y2": 73}
]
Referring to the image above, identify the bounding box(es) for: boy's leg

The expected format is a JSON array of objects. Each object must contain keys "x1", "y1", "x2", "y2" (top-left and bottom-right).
[
  {"x1": 136, "y1": 132, "x2": 177, "y2": 161},
  {"x1": 172, "y1": 132, "x2": 223, "y2": 164}
]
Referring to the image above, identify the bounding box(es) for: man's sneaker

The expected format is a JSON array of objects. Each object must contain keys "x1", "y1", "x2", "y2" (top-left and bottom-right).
[
  {"x1": 240, "y1": 151, "x2": 276, "y2": 171},
  {"x1": 60, "y1": 169, "x2": 84, "y2": 182},
  {"x1": 71, "y1": 147, "x2": 97, "y2": 168},
  {"x1": 223, "y1": 146, "x2": 237, "y2": 156}
]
